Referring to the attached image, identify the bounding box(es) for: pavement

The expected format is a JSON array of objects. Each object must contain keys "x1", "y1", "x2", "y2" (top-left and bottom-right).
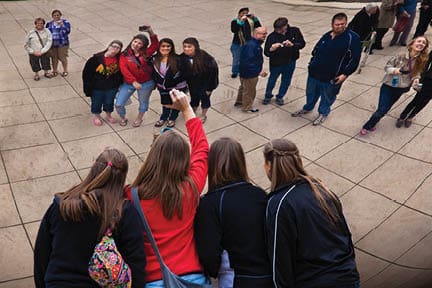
[{"x1": 0, "y1": 0, "x2": 431, "y2": 287}]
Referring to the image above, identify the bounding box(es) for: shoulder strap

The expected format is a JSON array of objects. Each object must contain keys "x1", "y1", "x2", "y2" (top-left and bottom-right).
[
  {"x1": 131, "y1": 187, "x2": 167, "y2": 269},
  {"x1": 35, "y1": 31, "x2": 45, "y2": 47}
]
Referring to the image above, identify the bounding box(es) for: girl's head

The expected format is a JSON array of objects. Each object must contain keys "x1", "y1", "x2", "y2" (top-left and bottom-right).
[
  {"x1": 125, "y1": 34, "x2": 149, "y2": 55},
  {"x1": 263, "y1": 139, "x2": 305, "y2": 191},
  {"x1": 408, "y1": 36, "x2": 429, "y2": 77},
  {"x1": 208, "y1": 137, "x2": 249, "y2": 190},
  {"x1": 59, "y1": 148, "x2": 129, "y2": 237},
  {"x1": 263, "y1": 139, "x2": 342, "y2": 225},
  {"x1": 51, "y1": 9, "x2": 62, "y2": 20},
  {"x1": 132, "y1": 130, "x2": 197, "y2": 219},
  {"x1": 183, "y1": 37, "x2": 200, "y2": 56},
  {"x1": 158, "y1": 38, "x2": 176, "y2": 56},
  {"x1": 105, "y1": 40, "x2": 123, "y2": 57}
]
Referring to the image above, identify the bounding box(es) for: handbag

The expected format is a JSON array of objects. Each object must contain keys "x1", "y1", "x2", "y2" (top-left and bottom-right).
[
  {"x1": 88, "y1": 228, "x2": 132, "y2": 288},
  {"x1": 393, "y1": 15, "x2": 410, "y2": 33},
  {"x1": 132, "y1": 187, "x2": 213, "y2": 288}
]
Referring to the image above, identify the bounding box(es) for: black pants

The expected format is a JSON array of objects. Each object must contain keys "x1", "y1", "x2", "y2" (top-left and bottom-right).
[
  {"x1": 414, "y1": 7, "x2": 432, "y2": 37},
  {"x1": 29, "y1": 53, "x2": 50, "y2": 72},
  {"x1": 399, "y1": 82, "x2": 432, "y2": 119},
  {"x1": 374, "y1": 28, "x2": 389, "y2": 47}
]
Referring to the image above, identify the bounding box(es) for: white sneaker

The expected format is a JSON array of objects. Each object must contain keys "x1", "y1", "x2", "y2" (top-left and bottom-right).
[
  {"x1": 291, "y1": 109, "x2": 310, "y2": 117},
  {"x1": 312, "y1": 114, "x2": 327, "y2": 126}
]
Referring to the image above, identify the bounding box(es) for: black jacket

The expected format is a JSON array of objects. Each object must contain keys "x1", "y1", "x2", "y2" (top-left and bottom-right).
[
  {"x1": 266, "y1": 180, "x2": 359, "y2": 288},
  {"x1": 264, "y1": 26, "x2": 305, "y2": 67},
  {"x1": 82, "y1": 51, "x2": 123, "y2": 97},
  {"x1": 179, "y1": 52, "x2": 219, "y2": 92},
  {"x1": 194, "y1": 181, "x2": 273, "y2": 288},
  {"x1": 34, "y1": 199, "x2": 146, "y2": 288},
  {"x1": 151, "y1": 55, "x2": 186, "y2": 91},
  {"x1": 348, "y1": 7, "x2": 380, "y2": 41}
]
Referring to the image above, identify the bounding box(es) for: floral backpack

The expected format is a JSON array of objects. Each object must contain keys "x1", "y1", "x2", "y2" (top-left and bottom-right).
[{"x1": 88, "y1": 228, "x2": 132, "y2": 288}]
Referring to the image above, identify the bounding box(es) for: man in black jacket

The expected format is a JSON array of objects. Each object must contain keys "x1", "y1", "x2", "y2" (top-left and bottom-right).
[
  {"x1": 263, "y1": 17, "x2": 305, "y2": 106},
  {"x1": 348, "y1": 3, "x2": 379, "y2": 42}
]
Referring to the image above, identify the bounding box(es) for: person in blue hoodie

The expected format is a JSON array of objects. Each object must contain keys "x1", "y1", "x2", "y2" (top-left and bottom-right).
[
  {"x1": 235, "y1": 26, "x2": 268, "y2": 113},
  {"x1": 292, "y1": 13, "x2": 361, "y2": 126}
]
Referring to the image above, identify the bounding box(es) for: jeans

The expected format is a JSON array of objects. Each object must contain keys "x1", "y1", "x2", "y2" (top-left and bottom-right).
[
  {"x1": 115, "y1": 80, "x2": 155, "y2": 117},
  {"x1": 264, "y1": 61, "x2": 296, "y2": 100},
  {"x1": 230, "y1": 43, "x2": 242, "y2": 75},
  {"x1": 303, "y1": 75, "x2": 341, "y2": 116},
  {"x1": 145, "y1": 273, "x2": 210, "y2": 288},
  {"x1": 363, "y1": 84, "x2": 409, "y2": 130},
  {"x1": 391, "y1": 10, "x2": 416, "y2": 45},
  {"x1": 91, "y1": 88, "x2": 117, "y2": 114},
  {"x1": 218, "y1": 250, "x2": 234, "y2": 288}
]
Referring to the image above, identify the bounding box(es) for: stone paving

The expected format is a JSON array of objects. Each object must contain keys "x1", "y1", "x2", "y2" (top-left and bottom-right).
[{"x1": 0, "y1": 0, "x2": 431, "y2": 287}]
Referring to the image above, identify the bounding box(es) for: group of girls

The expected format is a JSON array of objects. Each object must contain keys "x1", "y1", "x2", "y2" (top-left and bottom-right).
[
  {"x1": 82, "y1": 27, "x2": 218, "y2": 128},
  {"x1": 361, "y1": 36, "x2": 432, "y2": 135},
  {"x1": 24, "y1": 10, "x2": 71, "y2": 81},
  {"x1": 34, "y1": 88, "x2": 360, "y2": 288}
]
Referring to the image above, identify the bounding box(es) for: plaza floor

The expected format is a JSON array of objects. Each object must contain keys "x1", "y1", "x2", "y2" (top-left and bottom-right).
[{"x1": 0, "y1": 0, "x2": 431, "y2": 287}]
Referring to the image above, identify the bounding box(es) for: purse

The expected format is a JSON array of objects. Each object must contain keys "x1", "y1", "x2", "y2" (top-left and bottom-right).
[
  {"x1": 132, "y1": 187, "x2": 213, "y2": 288},
  {"x1": 393, "y1": 15, "x2": 410, "y2": 33},
  {"x1": 88, "y1": 228, "x2": 132, "y2": 288}
]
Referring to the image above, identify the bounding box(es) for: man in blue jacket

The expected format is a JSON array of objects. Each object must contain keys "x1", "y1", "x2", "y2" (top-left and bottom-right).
[
  {"x1": 292, "y1": 13, "x2": 361, "y2": 125},
  {"x1": 235, "y1": 26, "x2": 268, "y2": 112}
]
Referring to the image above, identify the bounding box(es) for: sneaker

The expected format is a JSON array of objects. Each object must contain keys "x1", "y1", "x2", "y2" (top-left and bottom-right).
[
  {"x1": 275, "y1": 98, "x2": 284, "y2": 106},
  {"x1": 395, "y1": 118, "x2": 404, "y2": 128},
  {"x1": 312, "y1": 114, "x2": 327, "y2": 126},
  {"x1": 262, "y1": 98, "x2": 271, "y2": 105},
  {"x1": 249, "y1": 107, "x2": 259, "y2": 113},
  {"x1": 291, "y1": 109, "x2": 310, "y2": 117},
  {"x1": 360, "y1": 128, "x2": 368, "y2": 135},
  {"x1": 404, "y1": 118, "x2": 412, "y2": 128}
]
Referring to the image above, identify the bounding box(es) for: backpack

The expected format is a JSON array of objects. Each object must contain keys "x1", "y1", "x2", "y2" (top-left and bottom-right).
[{"x1": 88, "y1": 228, "x2": 132, "y2": 288}]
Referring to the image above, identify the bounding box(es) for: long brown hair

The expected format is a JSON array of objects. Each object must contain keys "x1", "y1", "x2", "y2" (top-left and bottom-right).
[
  {"x1": 208, "y1": 137, "x2": 249, "y2": 190},
  {"x1": 153, "y1": 38, "x2": 178, "y2": 74},
  {"x1": 263, "y1": 139, "x2": 342, "y2": 225},
  {"x1": 57, "y1": 148, "x2": 128, "y2": 238},
  {"x1": 409, "y1": 36, "x2": 429, "y2": 77},
  {"x1": 123, "y1": 34, "x2": 149, "y2": 58},
  {"x1": 132, "y1": 130, "x2": 198, "y2": 219},
  {"x1": 183, "y1": 37, "x2": 213, "y2": 75}
]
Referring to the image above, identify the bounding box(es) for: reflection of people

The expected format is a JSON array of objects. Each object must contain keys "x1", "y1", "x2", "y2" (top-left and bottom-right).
[
  {"x1": 82, "y1": 40, "x2": 123, "y2": 126},
  {"x1": 230, "y1": 7, "x2": 261, "y2": 78},
  {"x1": 45, "y1": 9, "x2": 71, "y2": 77},
  {"x1": 264, "y1": 139, "x2": 360, "y2": 288},
  {"x1": 180, "y1": 37, "x2": 219, "y2": 123},
  {"x1": 34, "y1": 148, "x2": 146, "y2": 288},
  {"x1": 413, "y1": 0, "x2": 432, "y2": 37},
  {"x1": 374, "y1": 0, "x2": 400, "y2": 50},
  {"x1": 396, "y1": 50, "x2": 432, "y2": 128},
  {"x1": 361, "y1": 37, "x2": 429, "y2": 135},
  {"x1": 125, "y1": 89, "x2": 211, "y2": 287},
  {"x1": 235, "y1": 27, "x2": 268, "y2": 113},
  {"x1": 195, "y1": 137, "x2": 272, "y2": 288},
  {"x1": 348, "y1": 4, "x2": 379, "y2": 42},
  {"x1": 390, "y1": 0, "x2": 417, "y2": 46},
  {"x1": 116, "y1": 28, "x2": 159, "y2": 127},
  {"x1": 292, "y1": 13, "x2": 361, "y2": 126},
  {"x1": 24, "y1": 17, "x2": 52, "y2": 81},
  {"x1": 263, "y1": 17, "x2": 305, "y2": 106},
  {"x1": 152, "y1": 38, "x2": 187, "y2": 128}
]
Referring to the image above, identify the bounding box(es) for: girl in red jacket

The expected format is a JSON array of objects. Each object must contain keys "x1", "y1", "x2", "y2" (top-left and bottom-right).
[
  {"x1": 124, "y1": 89, "x2": 211, "y2": 287},
  {"x1": 116, "y1": 28, "x2": 159, "y2": 127}
]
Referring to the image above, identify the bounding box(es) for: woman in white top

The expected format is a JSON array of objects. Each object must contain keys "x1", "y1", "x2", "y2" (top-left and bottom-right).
[{"x1": 24, "y1": 17, "x2": 53, "y2": 81}]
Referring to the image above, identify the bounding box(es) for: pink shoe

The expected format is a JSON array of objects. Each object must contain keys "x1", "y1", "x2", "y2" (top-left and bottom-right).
[
  {"x1": 370, "y1": 126, "x2": 377, "y2": 132},
  {"x1": 93, "y1": 117, "x2": 103, "y2": 126},
  {"x1": 360, "y1": 128, "x2": 368, "y2": 135}
]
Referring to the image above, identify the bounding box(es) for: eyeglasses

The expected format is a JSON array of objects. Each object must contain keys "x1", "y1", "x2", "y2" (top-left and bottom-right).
[{"x1": 110, "y1": 45, "x2": 121, "y2": 50}]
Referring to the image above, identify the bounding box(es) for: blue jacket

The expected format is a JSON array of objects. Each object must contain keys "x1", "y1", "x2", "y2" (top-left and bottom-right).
[
  {"x1": 239, "y1": 38, "x2": 264, "y2": 78},
  {"x1": 308, "y1": 29, "x2": 361, "y2": 82}
]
